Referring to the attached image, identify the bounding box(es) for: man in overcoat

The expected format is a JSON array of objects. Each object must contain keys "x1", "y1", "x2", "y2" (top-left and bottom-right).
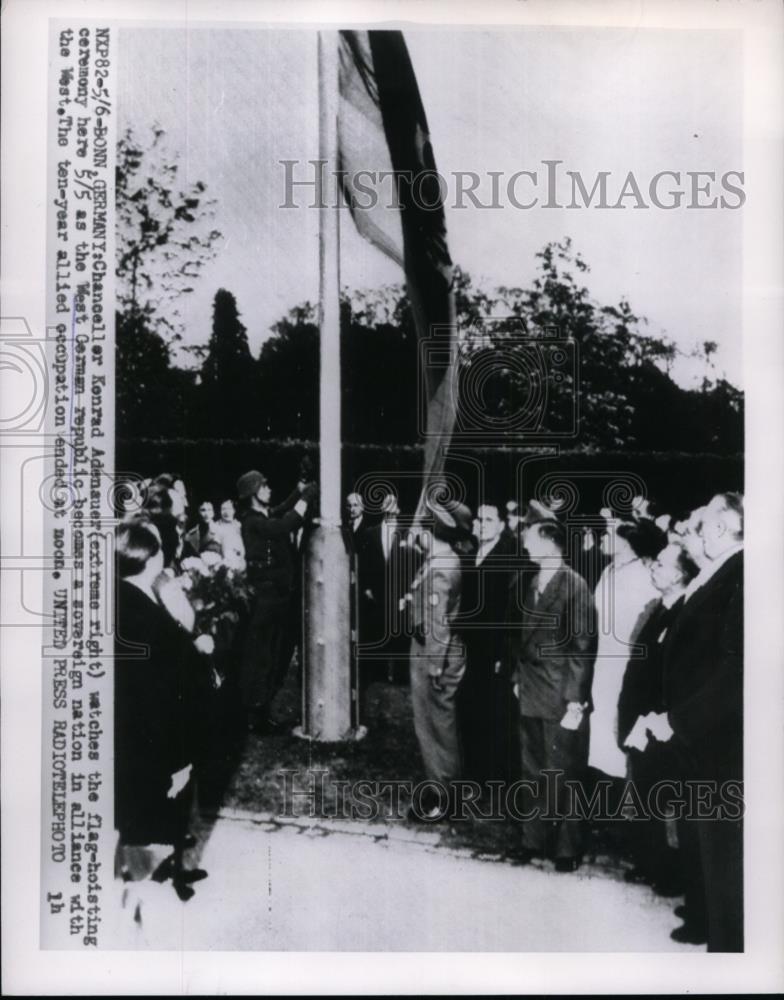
[
  {"x1": 660, "y1": 493, "x2": 744, "y2": 951},
  {"x1": 404, "y1": 498, "x2": 473, "y2": 819},
  {"x1": 510, "y1": 516, "x2": 597, "y2": 870}
]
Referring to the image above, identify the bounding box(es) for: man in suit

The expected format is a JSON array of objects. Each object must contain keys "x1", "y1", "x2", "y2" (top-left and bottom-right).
[
  {"x1": 359, "y1": 492, "x2": 410, "y2": 680},
  {"x1": 654, "y1": 493, "x2": 744, "y2": 951},
  {"x1": 404, "y1": 499, "x2": 473, "y2": 820},
  {"x1": 458, "y1": 503, "x2": 518, "y2": 787},
  {"x1": 345, "y1": 492, "x2": 371, "y2": 639},
  {"x1": 346, "y1": 492, "x2": 365, "y2": 537},
  {"x1": 510, "y1": 517, "x2": 597, "y2": 870},
  {"x1": 668, "y1": 493, "x2": 743, "y2": 951},
  {"x1": 618, "y1": 542, "x2": 699, "y2": 896},
  {"x1": 500, "y1": 499, "x2": 525, "y2": 556},
  {"x1": 676, "y1": 506, "x2": 712, "y2": 589}
]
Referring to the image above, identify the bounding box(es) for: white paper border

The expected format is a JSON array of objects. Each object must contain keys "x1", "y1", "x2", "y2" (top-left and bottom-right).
[{"x1": 2, "y1": 0, "x2": 782, "y2": 994}]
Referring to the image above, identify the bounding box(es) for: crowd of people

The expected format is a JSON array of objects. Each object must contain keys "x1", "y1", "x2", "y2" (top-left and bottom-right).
[
  {"x1": 113, "y1": 469, "x2": 316, "y2": 920},
  {"x1": 113, "y1": 468, "x2": 743, "y2": 952},
  {"x1": 348, "y1": 486, "x2": 743, "y2": 953}
]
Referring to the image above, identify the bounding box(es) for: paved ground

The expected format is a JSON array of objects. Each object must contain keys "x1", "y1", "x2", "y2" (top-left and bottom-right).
[{"x1": 120, "y1": 810, "x2": 703, "y2": 952}]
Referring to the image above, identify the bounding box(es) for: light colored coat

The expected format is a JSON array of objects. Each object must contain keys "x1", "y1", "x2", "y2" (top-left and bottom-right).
[{"x1": 589, "y1": 556, "x2": 659, "y2": 776}]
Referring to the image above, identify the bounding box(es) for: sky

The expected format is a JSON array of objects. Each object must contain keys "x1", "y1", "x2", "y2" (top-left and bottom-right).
[{"x1": 118, "y1": 25, "x2": 743, "y2": 388}]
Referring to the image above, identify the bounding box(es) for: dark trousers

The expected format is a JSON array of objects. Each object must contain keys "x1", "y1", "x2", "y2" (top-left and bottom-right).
[
  {"x1": 519, "y1": 714, "x2": 588, "y2": 859},
  {"x1": 677, "y1": 816, "x2": 708, "y2": 933},
  {"x1": 239, "y1": 588, "x2": 293, "y2": 715},
  {"x1": 627, "y1": 747, "x2": 681, "y2": 884},
  {"x1": 459, "y1": 648, "x2": 519, "y2": 786},
  {"x1": 696, "y1": 817, "x2": 744, "y2": 952}
]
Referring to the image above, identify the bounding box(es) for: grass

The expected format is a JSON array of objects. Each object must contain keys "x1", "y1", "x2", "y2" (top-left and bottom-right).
[{"x1": 194, "y1": 662, "x2": 639, "y2": 874}]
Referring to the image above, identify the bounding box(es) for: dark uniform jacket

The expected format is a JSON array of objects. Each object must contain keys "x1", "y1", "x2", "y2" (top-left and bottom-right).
[{"x1": 240, "y1": 501, "x2": 304, "y2": 611}]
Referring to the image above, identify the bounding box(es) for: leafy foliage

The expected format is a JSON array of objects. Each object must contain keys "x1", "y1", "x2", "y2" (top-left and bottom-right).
[
  {"x1": 114, "y1": 125, "x2": 741, "y2": 453},
  {"x1": 227, "y1": 239, "x2": 741, "y2": 452},
  {"x1": 116, "y1": 125, "x2": 221, "y2": 342}
]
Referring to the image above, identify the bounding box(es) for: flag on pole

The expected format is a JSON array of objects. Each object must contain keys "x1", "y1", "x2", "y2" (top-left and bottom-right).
[{"x1": 338, "y1": 30, "x2": 457, "y2": 512}]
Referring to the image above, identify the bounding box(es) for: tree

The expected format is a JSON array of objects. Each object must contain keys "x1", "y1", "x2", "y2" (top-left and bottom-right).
[
  {"x1": 202, "y1": 290, "x2": 252, "y2": 382},
  {"x1": 469, "y1": 239, "x2": 671, "y2": 447},
  {"x1": 245, "y1": 289, "x2": 422, "y2": 444},
  {"x1": 255, "y1": 303, "x2": 320, "y2": 440},
  {"x1": 248, "y1": 239, "x2": 742, "y2": 454},
  {"x1": 115, "y1": 125, "x2": 221, "y2": 437},
  {"x1": 115, "y1": 311, "x2": 197, "y2": 438},
  {"x1": 454, "y1": 239, "x2": 742, "y2": 451},
  {"x1": 198, "y1": 290, "x2": 255, "y2": 436},
  {"x1": 116, "y1": 124, "x2": 222, "y2": 345}
]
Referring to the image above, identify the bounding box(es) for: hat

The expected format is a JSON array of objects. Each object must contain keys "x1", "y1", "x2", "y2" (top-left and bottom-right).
[
  {"x1": 521, "y1": 499, "x2": 559, "y2": 527},
  {"x1": 236, "y1": 469, "x2": 268, "y2": 501},
  {"x1": 426, "y1": 496, "x2": 474, "y2": 540}
]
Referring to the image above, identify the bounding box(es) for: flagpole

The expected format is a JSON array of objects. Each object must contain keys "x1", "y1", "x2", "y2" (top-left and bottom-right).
[
  {"x1": 318, "y1": 29, "x2": 342, "y2": 524},
  {"x1": 301, "y1": 30, "x2": 352, "y2": 741}
]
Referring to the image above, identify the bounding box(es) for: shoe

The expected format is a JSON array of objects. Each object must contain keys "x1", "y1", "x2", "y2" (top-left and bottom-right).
[
  {"x1": 652, "y1": 876, "x2": 685, "y2": 898},
  {"x1": 406, "y1": 804, "x2": 445, "y2": 824},
  {"x1": 623, "y1": 866, "x2": 653, "y2": 885},
  {"x1": 179, "y1": 867, "x2": 208, "y2": 884},
  {"x1": 151, "y1": 856, "x2": 178, "y2": 883},
  {"x1": 151, "y1": 856, "x2": 208, "y2": 887},
  {"x1": 554, "y1": 856, "x2": 582, "y2": 873},
  {"x1": 172, "y1": 879, "x2": 195, "y2": 902},
  {"x1": 670, "y1": 922, "x2": 707, "y2": 945},
  {"x1": 507, "y1": 847, "x2": 538, "y2": 866}
]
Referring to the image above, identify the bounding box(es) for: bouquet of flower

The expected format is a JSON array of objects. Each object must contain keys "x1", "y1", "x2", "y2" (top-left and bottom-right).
[{"x1": 180, "y1": 552, "x2": 253, "y2": 657}]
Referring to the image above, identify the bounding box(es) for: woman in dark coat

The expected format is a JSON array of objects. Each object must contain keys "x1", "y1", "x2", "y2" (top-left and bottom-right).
[{"x1": 114, "y1": 521, "x2": 208, "y2": 896}]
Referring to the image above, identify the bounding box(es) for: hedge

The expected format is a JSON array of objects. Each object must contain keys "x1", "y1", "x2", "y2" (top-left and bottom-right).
[{"x1": 116, "y1": 437, "x2": 743, "y2": 520}]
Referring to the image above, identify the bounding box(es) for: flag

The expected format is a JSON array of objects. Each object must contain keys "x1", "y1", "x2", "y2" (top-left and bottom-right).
[{"x1": 338, "y1": 30, "x2": 457, "y2": 515}]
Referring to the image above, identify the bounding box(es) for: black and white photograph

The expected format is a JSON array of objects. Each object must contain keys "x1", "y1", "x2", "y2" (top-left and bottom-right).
[{"x1": 2, "y1": 0, "x2": 784, "y2": 994}]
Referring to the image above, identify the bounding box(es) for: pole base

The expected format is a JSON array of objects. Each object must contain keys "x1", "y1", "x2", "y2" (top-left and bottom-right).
[
  {"x1": 291, "y1": 723, "x2": 368, "y2": 743},
  {"x1": 302, "y1": 522, "x2": 352, "y2": 741}
]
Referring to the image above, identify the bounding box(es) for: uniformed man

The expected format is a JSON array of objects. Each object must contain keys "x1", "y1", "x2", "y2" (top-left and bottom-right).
[{"x1": 236, "y1": 469, "x2": 313, "y2": 734}]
